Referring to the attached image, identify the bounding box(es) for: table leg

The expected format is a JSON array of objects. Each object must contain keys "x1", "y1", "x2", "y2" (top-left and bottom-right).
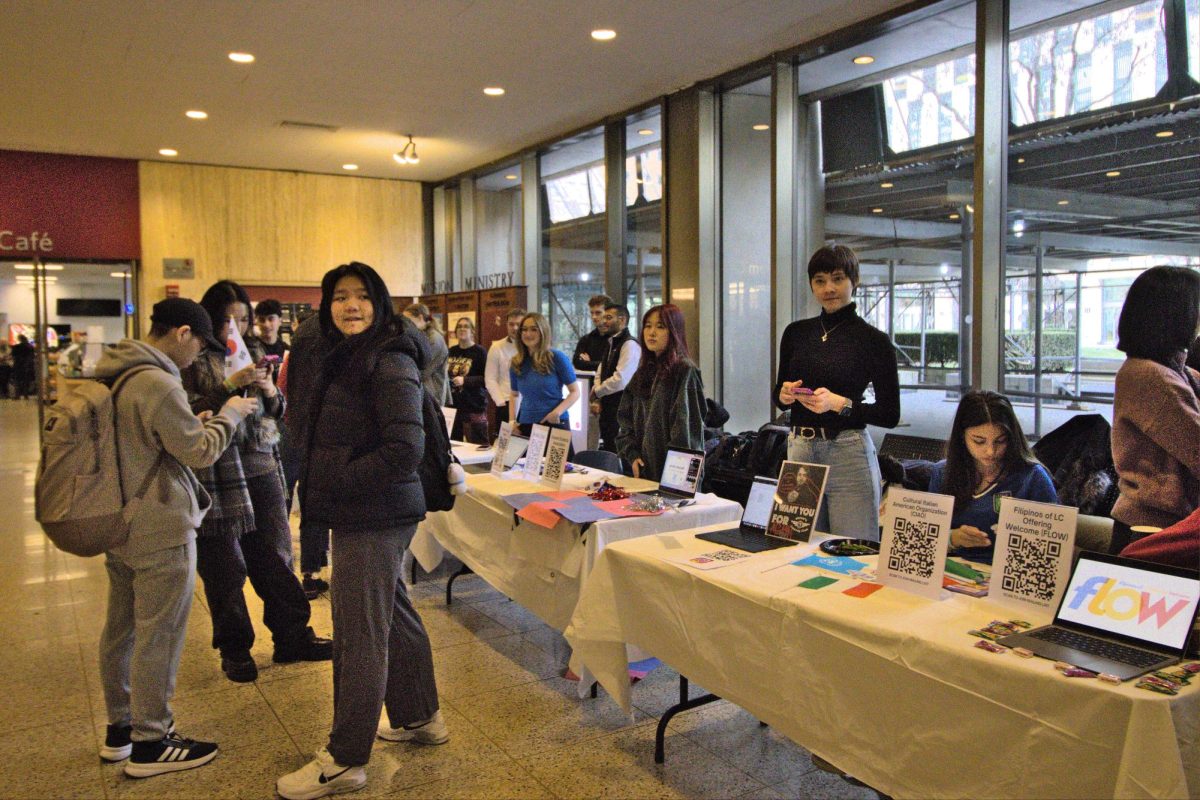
[
  {"x1": 654, "y1": 675, "x2": 720, "y2": 764},
  {"x1": 445, "y1": 563, "x2": 475, "y2": 605}
]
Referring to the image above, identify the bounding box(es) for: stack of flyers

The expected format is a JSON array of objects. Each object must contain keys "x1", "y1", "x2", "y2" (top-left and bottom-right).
[{"x1": 943, "y1": 558, "x2": 990, "y2": 597}]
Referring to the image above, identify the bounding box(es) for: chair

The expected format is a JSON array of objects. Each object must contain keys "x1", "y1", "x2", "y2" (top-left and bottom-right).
[{"x1": 573, "y1": 449, "x2": 624, "y2": 474}]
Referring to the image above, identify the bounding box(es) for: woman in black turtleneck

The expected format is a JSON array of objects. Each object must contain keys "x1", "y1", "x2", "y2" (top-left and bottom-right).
[{"x1": 775, "y1": 245, "x2": 900, "y2": 541}]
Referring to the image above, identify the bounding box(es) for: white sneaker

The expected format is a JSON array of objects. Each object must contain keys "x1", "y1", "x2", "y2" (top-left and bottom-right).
[
  {"x1": 276, "y1": 748, "x2": 365, "y2": 800},
  {"x1": 377, "y1": 709, "x2": 449, "y2": 745}
]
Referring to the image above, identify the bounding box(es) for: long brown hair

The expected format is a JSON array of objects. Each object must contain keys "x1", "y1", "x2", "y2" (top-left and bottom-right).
[
  {"x1": 629, "y1": 304, "x2": 691, "y2": 397},
  {"x1": 510, "y1": 312, "x2": 555, "y2": 375},
  {"x1": 942, "y1": 390, "x2": 1040, "y2": 510}
]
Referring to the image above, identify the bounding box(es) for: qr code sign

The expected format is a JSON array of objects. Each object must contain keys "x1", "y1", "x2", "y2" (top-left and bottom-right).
[
  {"x1": 1000, "y1": 534, "x2": 1061, "y2": 602},
  {"x1": 887, "y1": 517, "x2": 939, "y2": 579}
]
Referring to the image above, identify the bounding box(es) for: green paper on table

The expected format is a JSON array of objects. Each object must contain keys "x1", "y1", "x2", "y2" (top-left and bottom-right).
[
  {"x1": 945, "y1": 558, "x2": 986, "y2": 583},
  {"x1": 798, "y1": 575, "x2": 839, "y2": 590}
]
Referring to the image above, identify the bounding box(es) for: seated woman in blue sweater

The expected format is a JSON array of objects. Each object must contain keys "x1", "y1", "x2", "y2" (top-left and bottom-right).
[{"x1": 928, "y1": 390, "x2": 1057, "y2": 564}]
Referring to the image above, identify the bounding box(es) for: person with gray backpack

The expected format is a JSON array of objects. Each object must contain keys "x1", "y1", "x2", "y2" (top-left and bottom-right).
[{"x1": 78, "y1": 298, "x2": 257, "y2": 778}]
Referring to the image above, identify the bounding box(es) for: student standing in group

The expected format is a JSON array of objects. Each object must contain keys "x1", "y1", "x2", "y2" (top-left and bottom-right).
[
  {"x1": 403, "y1": 303, "x2": 450, "y2": 405},
  {"x1": 447, "y1": 317, "x2": 489, "y2": 443},
  {"x1": 277, "y1": 311, "x2": 331, "y2": 599},
  {"x1": 1109, "y1": 266, "x2": 1200, "y2": 553},
  {"x1": 572, "y1": 294, "x2": 613, "y2": 372},
  {"x1": 928, "y1": 391, "x2": 1057, "y2": 564},
  {"x1": 95, "y1": 298, "x2": 257, "y2": 777},
  {"x1": 776, "y1": 245, "x2": 900, "y2": 540},
  {"x1": 278, "y1": 262, "x2": 445, "y2": 800},
  {"x1": 484, "y1": 307, "x2": 525, "y2": 435},
  {"x1": 509, "y1": 312, "x2": 580, "y2": 440},
  {"x1": 186, "y1": 281, "x2": 331, "y2": 684},
  {"x1": 253, "y1": 299, "x2": 289, "y2": 362},
  {"x1": 616, "y1": 303, "x2": 705, "y2": 480},
  {"x1": 592, "y1": 302, "x2": 640, "y2": 454}
]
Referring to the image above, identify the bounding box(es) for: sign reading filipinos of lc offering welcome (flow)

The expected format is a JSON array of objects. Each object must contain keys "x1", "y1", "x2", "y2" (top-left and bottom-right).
[
  {"x1": 988, "y1": 496, "x2": 1076, "y2": 615},
  {"x1": 491, "y1": 422, "x2": 513, "y2": 476},
  {"x1": 522, "y1": 424, "x2": 551, "y2": 483},
  {"x1": 878, "y1": 488, "x2": 953, "y2": 600}
]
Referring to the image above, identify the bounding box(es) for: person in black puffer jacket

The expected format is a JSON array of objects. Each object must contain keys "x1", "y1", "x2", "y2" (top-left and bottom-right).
[{"x1": 279, "y1": 263, "x2": 446, "y2": 800}]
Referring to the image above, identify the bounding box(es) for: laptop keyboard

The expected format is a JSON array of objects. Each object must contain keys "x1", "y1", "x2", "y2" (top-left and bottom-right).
[
  {"x1": 697, "y1": 529, "x2": 791, "y2": 553},
  {"x1": 1028, "y1": 627, "x2": 1164, "y2": 668}
]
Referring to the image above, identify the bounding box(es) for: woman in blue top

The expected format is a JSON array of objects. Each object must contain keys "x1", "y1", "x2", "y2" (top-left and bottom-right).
[
  {"x1": 928, "y1": 390, "x2": 1057, "y2": 564},
  {"x1": 509, "y1": 312, "x2": 580, "y2": 436}
]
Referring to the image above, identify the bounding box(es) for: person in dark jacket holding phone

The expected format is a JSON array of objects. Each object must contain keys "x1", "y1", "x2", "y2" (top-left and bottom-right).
[{"x1": 278, "y1": 262, "x2": 446, "y2": 800}]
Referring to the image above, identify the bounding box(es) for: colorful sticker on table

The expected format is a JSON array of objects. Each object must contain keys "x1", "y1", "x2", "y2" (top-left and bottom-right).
[
  {"x1": 987, "y1": 497, "x2": 1076, "y2": 613},
  {"x1": 523, "y1": 424, "x2": 550, "y2": 482},
  {"x1": 540, "y1": 427, "x2": 572, "y2": 489},
  {"x1": 798, "y1": 575, "x2": 839, "y2": 590},
  {"x1": 491, "y1": 421, "x2": 512, "y2": 476},
  {"x1": 767, "y1": 461, "x2": 828, "y2": 543}
]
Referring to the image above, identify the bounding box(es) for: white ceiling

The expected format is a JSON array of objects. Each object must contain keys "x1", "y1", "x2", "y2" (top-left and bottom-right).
[{"x1": 0, "y1": 0, "x2": 911, "y2": 182}]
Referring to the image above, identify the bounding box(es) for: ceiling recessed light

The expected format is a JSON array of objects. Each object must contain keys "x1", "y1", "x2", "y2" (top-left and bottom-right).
[
  {"x1": 591, "y1": 29, "x2": 616, "y2": 41},
  {"x1": 110, "y1": 272, "x2": 130, "y2": 278},
  {"x1": 504, "y1": 174, "x2": 518, "y2": 180},
  {"x1": 637, "y1": 129, "x2": 654, "y2": 136},
  {"x1": 342, "y1": 164, "x2": 359, "y2": 171},
  {"x1": 158, "y1": 148, "x2": 178, "y2": 157},
  {"x1": 1156, "y1": 130, "x2": 1174, "y2": 138},
  {"x1": 965, "y1": 203, "x2": 974, "y2": 213},
  {"x1": 1106, "y1": 170, "x2": 1121, "y2": 177},
  {"x1": 949, "y1": 213, "x2": 960, "y2": 220},
  {"x1": 880, "y1": 182, "x2": 894, "y2": 188},
  {"x1": 872, "y1": 208, "x2": 884, "y2": 214},
  {"x1": 752, "y1": 123, "x2": 770, "y2": 131},
  {"x1": 185, "y1": 110, "x2": 208, "y2": 120},
  {"x1": 483, "y1": 87, "x2": 505, "y2": 96},
  {"x1": 228, "y1": 52, "x2": 255, "y2": 64},
  {"x1": 43, "y1": 264, "x2": 63, "y2": 270},
  {"x1": 1017, "y1": 157, "x2": 1025, "y2": 163},
  {"x1": 1057, "y1": 199, "x2": 1069, "y2": 206},
  {"x1": 852, "y1": 55, "x2": 875, "y2": 65},
  {"x1": 14, "y1": 264, "x2": 33, "y2": 270}
]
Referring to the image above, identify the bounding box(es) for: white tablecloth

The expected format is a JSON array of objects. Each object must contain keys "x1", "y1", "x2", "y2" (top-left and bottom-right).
[
  {"x1": 411, "y1": 469, "x2": 742, "y2": 631},
  {"x1": 565, "y1": 527, "x2": 1200, "y2": 799},
  {"x1": 451, "y1": 441, "x2": 496, "y2": 466}
]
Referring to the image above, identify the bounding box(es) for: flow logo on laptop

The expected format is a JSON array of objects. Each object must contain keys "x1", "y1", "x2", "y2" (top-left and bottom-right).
[{"x1": 1068, "y1": 576, "x2": 1196, "y2": 630}]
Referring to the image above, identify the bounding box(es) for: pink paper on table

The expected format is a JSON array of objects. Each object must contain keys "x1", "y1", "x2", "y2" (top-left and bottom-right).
[
  {"x1": 593, "y1": 499, "x2": 665, "y2": 517},
  {"x1": 544, "y1": 491, "x2": 587, "y2": 501},
  {"x1": 517, "y1": 502, "x2": 566, "y2": 529}
]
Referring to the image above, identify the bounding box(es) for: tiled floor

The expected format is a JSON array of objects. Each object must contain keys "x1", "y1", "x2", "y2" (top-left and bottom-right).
[{"x1": 1, "y1": 400, "x2": 877, "y2": 799}]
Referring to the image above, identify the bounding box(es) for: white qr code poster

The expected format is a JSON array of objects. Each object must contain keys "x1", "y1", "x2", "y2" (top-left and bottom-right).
[
  {"x1": 989, "y1": 497, "x2": 1076, "y2": 614},
  {"x1": 879, "y1": 489, "x2": 953, "y2": 599}
]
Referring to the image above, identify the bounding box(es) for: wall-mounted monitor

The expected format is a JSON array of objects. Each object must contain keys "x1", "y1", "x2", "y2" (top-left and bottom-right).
[{"x1": 56, "y1": 298, "x2": 123, "y2": 317}]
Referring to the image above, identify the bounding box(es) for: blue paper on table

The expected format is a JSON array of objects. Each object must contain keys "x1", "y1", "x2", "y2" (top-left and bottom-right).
[
  {"x1": 555, "y1": 496, "x2": 619, "y2": 524},
  {"x1": 502, "y1": 493, "x2": 554, "y2": 511},
  {"x1": 792, "y1": 553, "x2": 869, "y2": 575}
]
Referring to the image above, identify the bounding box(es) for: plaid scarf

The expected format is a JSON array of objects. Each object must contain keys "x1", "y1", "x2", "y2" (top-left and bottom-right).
[{"x1": 195, "y1": 444, "x2": 255, "y2": 538}]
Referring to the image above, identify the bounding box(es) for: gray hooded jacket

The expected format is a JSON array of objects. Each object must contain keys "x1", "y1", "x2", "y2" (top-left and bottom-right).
[{"x1": 94, "y1": 339, "x2": 247, "y2": 557}]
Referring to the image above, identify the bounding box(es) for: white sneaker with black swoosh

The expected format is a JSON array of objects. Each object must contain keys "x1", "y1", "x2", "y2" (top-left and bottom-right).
[
  {"x1": 376, "y1": 709, "x2": 449, "y2": 745},
  {"x1": 276, "y1": 747, "x2": 366, "y2": 800}
]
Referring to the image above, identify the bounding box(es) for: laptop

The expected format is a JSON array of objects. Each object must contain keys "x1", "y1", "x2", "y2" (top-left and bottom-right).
[
  {"x1": 636, "y1": 448, "x2": 704, "y2": 504},
  {"x1": 696, "y1": 477, "x2": 795, "y2": 553},
  {"x1": 997, "y1": 550, "x2": 1200, "y2": 680},
  {"x1": 502, "y1": 435, "x2": 529, "y2": 469}
]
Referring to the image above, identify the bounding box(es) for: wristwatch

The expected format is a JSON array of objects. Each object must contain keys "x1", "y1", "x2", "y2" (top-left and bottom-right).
[{"x1": 838, "y1": 399, "x2": 854, "y2": 417}]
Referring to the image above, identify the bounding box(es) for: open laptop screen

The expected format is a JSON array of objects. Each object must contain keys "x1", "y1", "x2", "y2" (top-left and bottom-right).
[
  {"x1": 1055, "y1": 553, "x2": 1200, "y2": 653},
  {"x1": 659, "y1": 449, "x2": 704, "y2": 496},
  {"x1": 742, "y1": 478, "x2": 776, "y2": 531}
]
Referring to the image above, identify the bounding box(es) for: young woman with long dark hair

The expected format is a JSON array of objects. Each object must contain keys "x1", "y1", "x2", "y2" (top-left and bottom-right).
[
  {"x1": 776, "y1": 245, "x2": 900, "y2": 540},
  {"x1": 928, "y1": 390, "x2": 1057, "y2": 564},
  {"x1": 278, "y1": 263, "x2": 445, "y2": 799},
  {"x1": 616, "y1": 303, "x2": 705, "y2": 480},
  {"x1": 1110, "y1": 266, "x2": 1200, "y2": 553}
]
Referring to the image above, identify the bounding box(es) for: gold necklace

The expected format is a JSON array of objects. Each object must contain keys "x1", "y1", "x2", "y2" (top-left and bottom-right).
[{"x1": 820, "y1": 318, "x2": 846, "y2": 342}]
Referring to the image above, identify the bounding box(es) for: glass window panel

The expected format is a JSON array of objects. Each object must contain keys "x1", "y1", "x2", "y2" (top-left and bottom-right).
[
  {"x1": 1009, "y1": 1, "x2": 1167, "y2": 126},
  {"x1": 624, "y1": 108, "x2": 664, "y2": 330},
  {"x1": 1188, "y1": 0, "x2": 1199, "y2": 80},
  {"x1": 539, "y1": 128, "x2": 606, "y2": 352},
  {"x1": 474, "y1": 165, "x2": 522, "y2": 282},
  {"x1": 720, "y1": 79, "x2": 773, "y2": 432},
  {"x1": 882, "y1": 53, "x2": 976, "y2": 152}
]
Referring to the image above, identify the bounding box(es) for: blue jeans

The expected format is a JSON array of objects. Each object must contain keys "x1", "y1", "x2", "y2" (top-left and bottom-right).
[{"x1": 786, "y1": 429, "x2": 882, "y2": 541}]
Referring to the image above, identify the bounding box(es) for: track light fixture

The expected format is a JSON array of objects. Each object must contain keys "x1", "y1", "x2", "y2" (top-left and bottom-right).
[{"x1": 393, "y1": 134, "x2": 420, "y2": 165}]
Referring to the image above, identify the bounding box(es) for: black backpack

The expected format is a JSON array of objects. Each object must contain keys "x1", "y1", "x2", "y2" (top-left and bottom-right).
[{"x1": 418, "y1": 387, "x2": 458, "y2": 512}]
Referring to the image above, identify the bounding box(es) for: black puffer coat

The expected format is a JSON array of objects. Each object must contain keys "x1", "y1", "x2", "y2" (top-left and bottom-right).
[{"x1": 302, "y1": 319, "x2": 431, "y2": 532}]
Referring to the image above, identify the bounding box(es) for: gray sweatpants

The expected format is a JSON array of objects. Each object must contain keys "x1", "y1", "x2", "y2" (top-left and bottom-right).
[
  {"x1": 327, "y1": 524, "x2": 440, "y2": 766},
  {"x1": 99, "y1": 540, "x2": 196, "y2": 742}
]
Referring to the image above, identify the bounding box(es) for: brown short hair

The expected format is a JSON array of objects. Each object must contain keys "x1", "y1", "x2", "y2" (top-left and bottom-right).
[
  {"x1": 588, "y1": 294, "x2": 614, "y2": 308},
  {"x1": 506, "y1": 307, "x2": 527, "y2": 321},
  {"x1": 807, "y1": 245, "x2": 860, "y2": 286}
]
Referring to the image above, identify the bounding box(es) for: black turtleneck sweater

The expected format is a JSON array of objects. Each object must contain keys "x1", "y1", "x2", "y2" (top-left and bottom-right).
[{"x1": 773, "y1": 302, "x2": 900, "y2": 432}]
